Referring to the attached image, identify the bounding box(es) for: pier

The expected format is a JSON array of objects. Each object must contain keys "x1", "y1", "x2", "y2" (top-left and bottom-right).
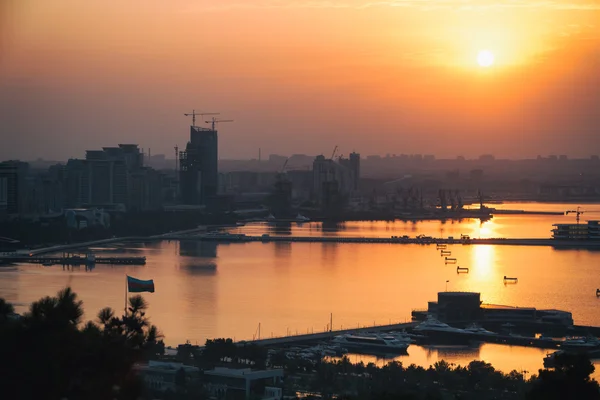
[
  {"x1": 0, "y1": 255, "x2": 146, "y2": 265},
  {"x1": 161, "y1": 234, "x2": 600, "y2": 249},
  {"x1": 244, "y1": 322, "x2": 419, "y2": 347}
]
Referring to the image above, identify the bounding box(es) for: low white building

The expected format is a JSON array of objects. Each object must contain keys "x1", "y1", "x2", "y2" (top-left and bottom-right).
[
  {"x1": 135, "y1": 361, "x2": 200, "y2": 393},
  {"x1": 203, "y1": 367, "x2": 284, "y2": 400}
]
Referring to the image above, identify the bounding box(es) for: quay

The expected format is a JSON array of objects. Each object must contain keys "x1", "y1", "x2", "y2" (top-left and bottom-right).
[
  {"x1": 163, "y1": 234, "x2": 600, "y2": 249},
  {"x1": 0, "y1": 255, "x2": 147, "y2": 265},
  {"x1": 243, "y1": 322, "x2": 418, "y2": 347}
]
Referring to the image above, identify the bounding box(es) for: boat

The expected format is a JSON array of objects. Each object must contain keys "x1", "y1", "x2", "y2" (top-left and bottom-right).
[
  {"x1": 413, "y1": 316, "x2": 466, "y2": 334},
  {"x1": 296, "y1": 213, "x2": 310, "y2": 222},
  {"x1": 560, "y1": 336, "x2": 600, "y2": 351},
  {"x1": 371, "y1": 331, "x2": 415, "y2": 344},
  {"x1": 332, "y1": 334, "x2": 410, "y2": 353},
  {"x1": 384, "y1": 330, "x2": 417, "y2": 343},
  {"x1": 42, "y1": 261, "x2": 53, "y2": 267},
  {"x1": 464, "y1": 323, "x2": 497, "y2": 336},
  {"x1": 503, "y1": 276, "x2": 518, "y2": 282}
]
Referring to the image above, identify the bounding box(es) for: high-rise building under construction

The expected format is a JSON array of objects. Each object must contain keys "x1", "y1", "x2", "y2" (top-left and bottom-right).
[{"x1": 179, "y1": 125, "x2": 218, "y2": 204}]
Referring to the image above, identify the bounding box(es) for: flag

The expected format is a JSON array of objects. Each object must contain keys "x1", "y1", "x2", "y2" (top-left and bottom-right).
[{"x1": 127, "y1": 275, "x2": 155, "y2": 293}]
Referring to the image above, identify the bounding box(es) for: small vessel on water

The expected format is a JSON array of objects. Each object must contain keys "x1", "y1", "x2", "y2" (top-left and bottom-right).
[
  {"x1": 464, "y1": 323, "x2": 497, "y2": 336},
  {"x1": 503, "y1": 276, "x2": 518, "y2": 282},
  {"x1": 296, "y1": 213, "x2": 310, "y2": 222},
  {"x1": 560, "y1": 336, "x2": 600, "y2": 351},
  {"x1": 456, "y1": 266, "x2": 469, "y2": 273},
  {"x1": 413, "y1": 316, "x2": 466, "y2": 334},
  {"x1": 332, "y1": 334, "x2": 410, "y2": 353}
]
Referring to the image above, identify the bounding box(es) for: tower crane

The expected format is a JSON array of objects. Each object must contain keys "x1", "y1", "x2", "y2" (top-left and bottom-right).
[
  {"x1": 184, "y1": 110, "x2": 220, "y2": 127},
  {"x1": 280, "y1": 158, "x2": 289, "y2": 174},
  {"x1": 205, "y1": 117, "x2": 234, "y2": 131},
  {"x1": 330, "y1": 145, "x2": 338, "y2": 160},
  {"x1": 566, "y1": 206, "x2": 585, "y2": 224}
]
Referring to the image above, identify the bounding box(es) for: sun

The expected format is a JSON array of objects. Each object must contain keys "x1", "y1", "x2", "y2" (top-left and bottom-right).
[{"x1": 477, "y1": 50, "x2": 495, "y2": 67}]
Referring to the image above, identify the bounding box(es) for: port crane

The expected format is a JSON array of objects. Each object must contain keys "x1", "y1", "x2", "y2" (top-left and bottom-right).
[
  {"x1": 205, "y1": 117, "x2": 234, "y2": 131},
  {"x1": 566, "y1": 206, "x2": 585, "y2": 224},
  {"x1": 184, "y1": 110, "x2": 219, "y2": 127}
]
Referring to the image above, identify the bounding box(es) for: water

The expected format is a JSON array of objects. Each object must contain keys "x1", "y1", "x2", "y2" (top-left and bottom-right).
[{"x1": 1, "y1": 202, "x2": 600, "y2": 376}]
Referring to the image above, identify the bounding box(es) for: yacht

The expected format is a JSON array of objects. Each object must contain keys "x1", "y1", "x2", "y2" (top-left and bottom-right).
[
  {"x1": 413, "y1": 317, "x2": 466, "y2": 334},
  {"x1": 464, "y1": 323, "x2": 497, "y2": 336},
  {"x1": 560, "y1": 336, "x2": 600, "y2": 351},
  {"x1": 378, "y1": 331, "x2": 416, "y2": 343},
  {"x1": 332, "y1": 334, "x2": 410, "y2": 353},
  {"x1": 296, "y1": 213, "x2": 310, "y2": 222}
]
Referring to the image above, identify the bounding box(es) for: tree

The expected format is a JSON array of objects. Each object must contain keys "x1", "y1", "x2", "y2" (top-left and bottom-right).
[
  {"x1": 0, "y1": 289, "x2": 163, "y2": 400},
  {"x1": 527, "y1": 353, "x2": 600, "y2": 400}
]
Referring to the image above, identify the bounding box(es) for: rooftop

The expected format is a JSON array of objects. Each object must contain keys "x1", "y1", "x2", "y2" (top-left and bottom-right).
[
  {"x1": 204, "y1": 367, "x2": 284, "y2": 380},
  {"x1": 481, "y1": 303, "x2": 536, "y2": 311}
]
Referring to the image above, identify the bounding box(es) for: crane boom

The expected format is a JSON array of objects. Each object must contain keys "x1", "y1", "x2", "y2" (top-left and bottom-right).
[
  {"x1": 184, "y1": 110, "x2": 220, "y2": 127},
  {"x1": 331, "y1": 145, "x2": 338, "y2": 160},
  {"x1": 205, "y1": 117, "x2": 234, "y2": 131},
  {"x1": 566, "y1": 206, "x2": 584, "y2": 224}
]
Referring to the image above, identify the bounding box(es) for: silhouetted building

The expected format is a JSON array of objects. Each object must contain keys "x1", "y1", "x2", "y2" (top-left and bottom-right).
[
  {"x1": 0, "y1": 161, "x2": 29, "y2": 217},
  {"x1": 339, "y1": 152, "x2": 360, "y2": 192},
  {"x1": 313, "y1": 155, "x2": 355, "y2": 208},
  {"x1": 180, "y1": 126, "x2": 218, "y2": 204},
  {"x1": 64, "y1": 144, "x2": 160, "y2": 211}
]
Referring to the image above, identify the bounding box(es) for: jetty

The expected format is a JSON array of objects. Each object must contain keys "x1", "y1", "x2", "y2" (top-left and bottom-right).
[
  {"x1": 0, "y1": 255, "x2": 146, "y2": 265},
  {"x1": 159, "y1": 234, "x2": 600, "y2": 249}
]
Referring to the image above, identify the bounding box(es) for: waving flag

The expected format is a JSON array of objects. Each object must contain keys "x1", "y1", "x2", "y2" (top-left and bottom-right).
[{"x1": 127, "y1": 276, "x2": 155, "y2": 293}]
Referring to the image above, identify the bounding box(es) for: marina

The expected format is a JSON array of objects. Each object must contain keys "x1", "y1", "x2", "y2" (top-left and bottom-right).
[{"x1": 2, "y1": 204, "x2": 600, "y2": 376}]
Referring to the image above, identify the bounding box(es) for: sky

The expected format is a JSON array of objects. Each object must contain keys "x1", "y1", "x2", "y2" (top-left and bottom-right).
[{"x1": 0, "y1": 0, "x2": 599, "y2": 161}]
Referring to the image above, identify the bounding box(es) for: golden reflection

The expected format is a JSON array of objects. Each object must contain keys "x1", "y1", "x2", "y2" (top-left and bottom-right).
[
  {"x1": 470, "y1": 219, "x2": 497, "y2": 239},
  {"x1": 471, "y1": 245, "x2": 495, "y2": 280}
]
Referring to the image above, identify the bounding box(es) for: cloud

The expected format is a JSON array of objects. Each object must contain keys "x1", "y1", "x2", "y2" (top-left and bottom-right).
[{"x1": 189, "y1": 0, "x2": 600, "y2": 12}]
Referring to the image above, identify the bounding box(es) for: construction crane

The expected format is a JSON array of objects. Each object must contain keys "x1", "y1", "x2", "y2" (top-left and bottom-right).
[
  {"x1": 330, "y1": 145, "x2": 338, "y2": 160},
  {"x1": 281, "y1": 158, "x2": 289, "y2": 174},
  {"x1": 566, "y1": 206, "x2": 585, "y2": 224},
  {"x1": 205, "y1": 117, "x2": 234, "y2": 131},
  {"x1": 184, "y1": 110, "x2": 220, "y2": 127}
]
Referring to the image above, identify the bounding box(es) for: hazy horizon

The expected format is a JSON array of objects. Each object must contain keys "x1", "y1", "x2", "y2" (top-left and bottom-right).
[{"x1": 1, "y1": 0, "x2": 599, "y2": 161}]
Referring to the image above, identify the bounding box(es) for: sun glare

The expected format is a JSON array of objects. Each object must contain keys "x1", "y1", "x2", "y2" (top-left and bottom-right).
[{"x1": 477, "y1": 50, "x2": 495, "y2": 67}]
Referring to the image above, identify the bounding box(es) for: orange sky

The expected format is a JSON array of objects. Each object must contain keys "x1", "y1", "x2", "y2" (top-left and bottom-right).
[{"x1": 1, "y1": 0, "x2": 599, "y2": 160}]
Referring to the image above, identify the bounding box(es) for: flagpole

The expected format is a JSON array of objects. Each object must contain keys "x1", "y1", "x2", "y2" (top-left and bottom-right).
[{"x1": 125, "y1": 275, "x2": 128, "y2": 316}]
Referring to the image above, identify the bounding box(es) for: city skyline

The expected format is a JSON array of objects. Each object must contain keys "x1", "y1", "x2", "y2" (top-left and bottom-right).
[{"x1": 1, "y1": 1, "x2": 599, "y2": 160}]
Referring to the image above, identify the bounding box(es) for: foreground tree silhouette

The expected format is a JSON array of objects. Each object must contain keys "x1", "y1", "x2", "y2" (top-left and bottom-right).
[
  {"x1": 0, "y1": 288, "x2": 163, "y2": 400},
  {"x1": 527, "y1": 352, "x2": 600, "y2": 400}
]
